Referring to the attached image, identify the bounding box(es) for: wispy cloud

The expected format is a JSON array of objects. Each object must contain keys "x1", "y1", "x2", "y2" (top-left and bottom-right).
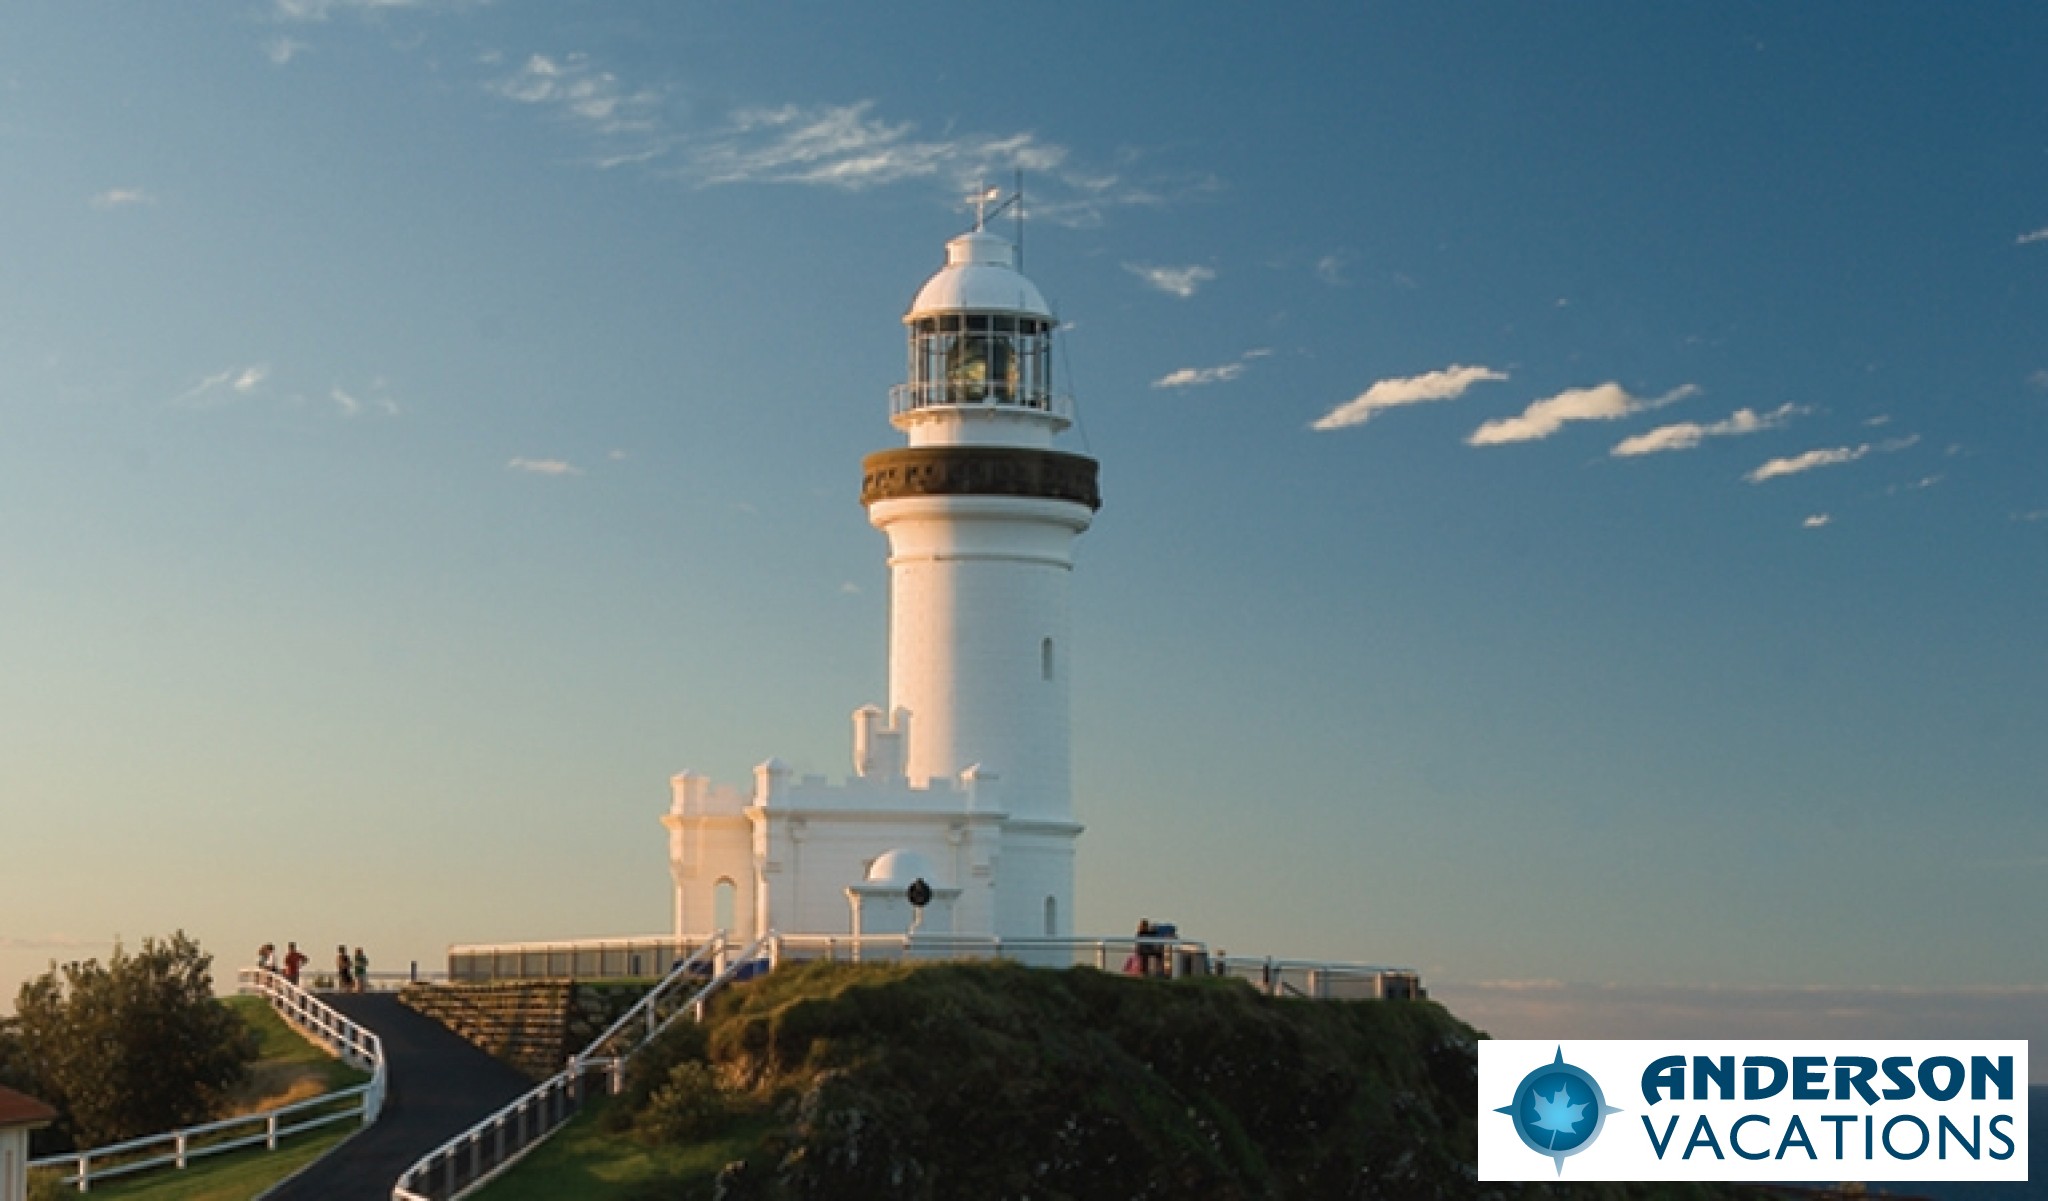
[
  {"x1": 1803, "y1": 513, "x2": 1832, "y2": 529},
  {"x1": 0, "y1": 934, "x2": 106, "y2": 951},
  {"x1": 489, "y1": 52, "x2": 661, "y2": 138},
  {"x1": 2018, "y1": 227, "x2": 2048, "y2": 246},
  {"x1": 89, "y1": 188, "x2": 153, "y2": 210},
  {"x1": 1125, "y1": 263, "x2": 1214, "y2": 299},
  {"x1": 689, "y1": 100, "x2": 1074, "y2": 198},
  {"x1": 1311, "y1": 364, "x2": 1507, "y2": 432},
  {"x1": 2028, "y1": 369, "x2": 2048, "y2": 392},
  {"x1": 1153, "y1": 348, "x2": 1268, "y2": 390},
  {"x1": 507, "y1": 457, "x2": 579, "y2": 476},
  {"x1": 266, "y1": 36, "x2": 308, "y2": 65},
  {"x1": 329, "y1": 378, "x2": 398, "y2": 417},
  {"x1": 1746, "y1": 444, "x2": 1870, "y2": 483},
  {"x1": 172, "y1": 364, "x2": 270, "y2": 407},
  {"x1": 1611, "y1": 403, "x2": 1803, "y2": 457},
  {"x1": 482, "y1": 53, "x2": 1187, "y2": 225},
  {"x1": 272, "y1": 0, "x2": 477, "y2": 19},
  {"x1": 1154, "y1": 363, "x2": 1241, "y2": 389},
  {"x1": 1315, "y1": 254, "x2": 1346, "y2": 286},
  {"x1": 1468, "y1": 382, "x2": 1696, "y2": 447}
]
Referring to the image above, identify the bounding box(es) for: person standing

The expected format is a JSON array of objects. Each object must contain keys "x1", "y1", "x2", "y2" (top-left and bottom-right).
[
  {"x1": 335, "y1": 946, "x2": 354, "y2": 992},
  {"x1": 352, "y1": 947, "x2": 369, "y2": 992},
  {"x1": 257, "y1": 943, "x2": 276, "y2": 974},
  {"x1": 282, "y1": 942, "x2": 308, "y2": 985}
]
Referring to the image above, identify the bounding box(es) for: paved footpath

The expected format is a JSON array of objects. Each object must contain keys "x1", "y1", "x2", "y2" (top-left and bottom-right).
[{"x1": 265, "y1": 992, "x2": 533, "y2": 1201}]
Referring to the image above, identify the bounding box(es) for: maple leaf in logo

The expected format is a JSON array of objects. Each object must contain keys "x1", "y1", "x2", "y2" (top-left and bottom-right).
[{"x1": 1529, "y1": 1084, "x2": 1587, "y2": 1142}]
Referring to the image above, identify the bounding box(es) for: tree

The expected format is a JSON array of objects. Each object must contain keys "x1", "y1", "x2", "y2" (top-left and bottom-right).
[{"x1": 11, "y1": 931, "x2": 256, "y2": 1148}]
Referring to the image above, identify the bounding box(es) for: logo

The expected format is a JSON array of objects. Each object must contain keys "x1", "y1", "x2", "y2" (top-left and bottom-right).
[
  {"x1": 1493, "y1": 1047, "x2": 1621, "y2": 1173},
  {"x1": 1479, "y1": 1040, "x2": 2028, "y2": 1182}
]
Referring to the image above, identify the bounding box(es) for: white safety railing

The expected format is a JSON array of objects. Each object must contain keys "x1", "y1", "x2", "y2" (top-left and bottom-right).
[
  {"x1": 28, "y1": 968, "x2": 386, "y2": 1193},
  {"x1": 1211, "y1": 956, "x2": 1425, "y2": 1001},
  {"x1": 445, "y1": 935, "x2": 709, "y2": 984},
  {"x1": 392, "y1": 934, "x2": 768, "y2": 1201},
  {"x1": 761, "y1": 932, "x2": 1217, "y2": 977}
]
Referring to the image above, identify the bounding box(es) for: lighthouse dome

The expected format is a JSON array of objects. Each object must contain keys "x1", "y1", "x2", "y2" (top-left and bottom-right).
[
  {"x1": 864, "y1": 848, "x2": 935, "y2": 886},
  {"x1": 907, "y1": 231, "x2": 1052, "y2": 321}
]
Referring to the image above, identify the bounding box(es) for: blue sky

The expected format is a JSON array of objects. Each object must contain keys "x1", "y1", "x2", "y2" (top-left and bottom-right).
[{"x1": 2, "y1": 3, "x2": 2042, "y2": 1067}]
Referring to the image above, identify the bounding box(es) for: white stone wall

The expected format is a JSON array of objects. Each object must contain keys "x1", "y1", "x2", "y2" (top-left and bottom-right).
[
  {"x1": 666, "y1": 746, "x2": 1077, "y2": 943},
  {"x1": 664, "y1": 772, "x2": 757, "y2": 942}
]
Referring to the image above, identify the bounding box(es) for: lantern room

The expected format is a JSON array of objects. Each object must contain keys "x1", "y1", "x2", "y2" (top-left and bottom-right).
[{"x1": 891, "y1": 229, "x2": 1068, "y2": 443}]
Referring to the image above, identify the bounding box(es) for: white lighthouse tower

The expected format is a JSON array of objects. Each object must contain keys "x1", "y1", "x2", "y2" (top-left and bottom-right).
[
  {"x1": 862, "y1": 221, "x2": 1101, "y2": 936},
  {"x1": 663, "y1": 212, "x2": 1100, "y2": 943}
]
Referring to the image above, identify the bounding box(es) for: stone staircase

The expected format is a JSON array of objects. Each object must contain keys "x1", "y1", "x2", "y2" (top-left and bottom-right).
[{"x1": 398, "y1": 980, "x2": 645, "y2": 1079}]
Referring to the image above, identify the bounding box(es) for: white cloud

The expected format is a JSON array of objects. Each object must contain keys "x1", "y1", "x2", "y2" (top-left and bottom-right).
[
  {"x1": 1311, "y1": 364, "x2": 1508, "y2": 432},
  {"x1": 481, "y1": 48, "x2": 1185, "y2": 225},
  {"x1": 1125, "y1": 263, "x2": 1214, "y2": 299},
  {"x1": 272, "y1": 0, "x2": 473, "y2": 19},
  {"x1": 1803, "y1": 513, "x2": 1832, "y2": 529},
  {"x1": 173, "y1": 363, "x2": 268, "y2": 407},
  {"x1": 1468, "y1": 382, "x2": 1697, "y2": 447},
  {"x1": 329, "y1": 378, "x2": 398, "y2": 417},
  {"x1": 1153, "y1": 348, "x2": 1268, "y2": 390},
  {"x1": 89, "y1": 188, "x2": 153, "y2": 210},
  {"x1": 266, "y1": 36, "x2": 308, "y2": 65},
  {"x1": 1611, "y1": 403, "x2": 1803, "y2": 457},
  {"x1": 1315, "y1": 254, "x2": 1346, "y2": 285},
  {"x1": 490, "y1": 53, "x2": 662, "y2": 138},
  {"x1": 689, "y1": 101, "x2": 1075, "y2": 201},
  {"x1": 1154, "y1": 363, "x2": 1243, "y2": 389},
  {"x1": 2027, "y1": 370, "x2": 2048, "y2": 392},
  {"x1": 1746, "y1": 444, "x2": 1871, "y2": 483},
  {"x1": 2018, "y1": 227, "x2": 2048, "y2": 246},
  {"x1": 607, "y1": 449, "x2": 627, "y2": 461},
  {"x1": 507, "y1": 457, "x2": 579, "y2": 476}
]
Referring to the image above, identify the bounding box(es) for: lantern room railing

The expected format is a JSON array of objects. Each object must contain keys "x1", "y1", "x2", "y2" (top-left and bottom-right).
[{"x1": 890, "y1": 382, "x2": 1072, "y2": 421}]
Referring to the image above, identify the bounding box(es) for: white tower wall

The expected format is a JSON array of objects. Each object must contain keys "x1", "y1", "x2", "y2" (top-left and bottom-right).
[{"x1": 870, "y1": 494, "x2": 1092, "y2": 824}]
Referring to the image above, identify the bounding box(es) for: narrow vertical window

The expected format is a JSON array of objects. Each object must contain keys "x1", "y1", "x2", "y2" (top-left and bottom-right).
[
  {"x1": 1044, "y1": 896, "x2": 1057, "y2": 936},
  {"x1": 713, "y1": 878, "x2": 737, "y2": 934},
  {"x1": 1041, "y1": 636, "x2": 1054, "y2": 681}
]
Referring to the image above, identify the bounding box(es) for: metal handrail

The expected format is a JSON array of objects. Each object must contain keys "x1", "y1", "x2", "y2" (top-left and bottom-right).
[
  {"x1": 28, "y1": 968, "x2": 386, "y2": 1192},
  {"x1": 391, "y1": 934, "x2": 771, "y2": 1201}
]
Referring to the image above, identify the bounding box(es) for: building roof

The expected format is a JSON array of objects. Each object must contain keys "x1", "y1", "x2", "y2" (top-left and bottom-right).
[
  {"x1": 906, "y1": 231, "x2": 1053, "y2": 321},
  {"x1": 0, "y1": 1084, "x2": 57, "y2": 1128}
]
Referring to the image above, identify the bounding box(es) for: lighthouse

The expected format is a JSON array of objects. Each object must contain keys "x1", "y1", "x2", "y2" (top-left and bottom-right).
[{"x1": 664, "y1": 212, "x2": 1100, "y2": 943}]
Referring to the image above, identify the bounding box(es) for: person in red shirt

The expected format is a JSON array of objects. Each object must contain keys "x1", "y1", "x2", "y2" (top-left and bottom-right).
[{"x1": 282, "y1": 942, "x2": 308, "y2": 985}]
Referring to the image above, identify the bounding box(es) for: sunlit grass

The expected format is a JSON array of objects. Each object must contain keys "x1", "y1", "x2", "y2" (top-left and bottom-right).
[
  {"x1": 28, "y1": 1126, "x2": 351, "y2": 1201},
  {"x1": 471, "y1": 1098, "x2": 771, "y2": 1201}
]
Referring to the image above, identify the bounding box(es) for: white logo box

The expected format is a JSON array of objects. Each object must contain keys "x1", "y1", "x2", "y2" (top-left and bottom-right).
[{"x1": 1479, "y1": 1040, "x2": 2029, "y2": 1182}]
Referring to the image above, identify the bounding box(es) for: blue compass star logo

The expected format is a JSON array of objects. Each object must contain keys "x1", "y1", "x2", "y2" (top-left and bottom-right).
[{"x1": 1493, "y1": 1047, "x2": 1622, "y2": 1174}]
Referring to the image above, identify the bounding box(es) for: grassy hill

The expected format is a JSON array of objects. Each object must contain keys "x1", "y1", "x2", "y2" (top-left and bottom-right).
[{"x1": 483, "y1": 960, "x2": 1768, "y2": 1201}]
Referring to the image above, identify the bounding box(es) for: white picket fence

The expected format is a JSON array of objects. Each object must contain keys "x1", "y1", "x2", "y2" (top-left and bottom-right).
[{"x1": 26, "y1": 969, "x2": 386, "y2": 1193}]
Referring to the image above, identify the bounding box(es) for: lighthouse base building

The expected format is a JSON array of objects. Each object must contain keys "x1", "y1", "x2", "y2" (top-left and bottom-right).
[
  {"x1": 662, "y1": 707, "x2": 1081, "y2": 945},
  {"x1": 663, "y1": 218, "x2": 1099, "y2": 947}
]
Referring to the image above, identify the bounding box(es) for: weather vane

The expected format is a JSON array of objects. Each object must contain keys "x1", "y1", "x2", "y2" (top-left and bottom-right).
[{"x1": 970, "y1": 179, "x2": 1022, "y2": 232}]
